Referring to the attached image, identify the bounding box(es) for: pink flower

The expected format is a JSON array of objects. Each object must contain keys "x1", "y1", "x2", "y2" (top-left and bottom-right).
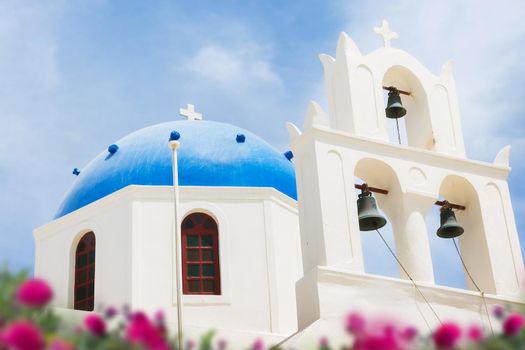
[
  {"x1": 154, "y1": 310, "x2": 165, "y2": 323},
  {"x1": 126, "y1": 312, "x2": 169, "y2": 350},
  {"x1": 16, "y1": 278, "x2": 53, "y2": 308},
  {"x1": 503, "y1": 313, "x2": 525, "y2": 336},
  {"x1": 492, "y1": 305, "x2": 505, "y2": 319},
  {"x1": 466, "y1": 325, "x2": 483, "y2": 343},
  {"x1": 217, "y1": 339, "x2": 227, "y2": 350},
  {"x1": 345, "y1": 313, "x2": 366, "y2": 334},
  {"x1": 2, "y1": 321, "x2": 44, "y2": 350},
  {"x1": 432, "y1": 322, "x2": 461, "y2": 349},
  {"x1": 353, "y1": 333, "x2": 399, "y2": 350},
  {"x1": 252, "y1": 338, "x2": 264, "y2": 350},
  {"x1": 319, "y1": 337, "x2": 329, "y2": 348},
  {"x1": 104, "y1": 306, "x2": 118, "y2": 319},
  {"x1": 49, "y1": 338, "x2": 74, "y2": 350},
  {"x1": 185, "y1": 339, "x2": 195, "y2": 350},
  {"x1": 400, "y1": 326, "x2": 418, "y2": 342},
  {"x1": 84, "y1": 313, "x2": 106, "y2": 337}
]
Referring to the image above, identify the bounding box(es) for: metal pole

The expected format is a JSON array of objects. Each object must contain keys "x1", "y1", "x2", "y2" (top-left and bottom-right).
[{"x1": 169, "y1": 139, "x2": 184, "y2": 350}]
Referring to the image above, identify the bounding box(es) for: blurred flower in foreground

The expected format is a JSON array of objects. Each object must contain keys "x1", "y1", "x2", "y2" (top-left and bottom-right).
[
  {"x1": 345, "y1": 312, "x2": 366, "y2": 334},
  {"x1": 104, "y1": 306, "x2": 118, "y2": 319},
  {"x1": 126, "y1": 312, "x2": 169, "y2": 350},
  {"x1": 432, "y1": 322, "x2": 461, "y2": 350},
  {"x1": 49, "y1": 338, "x2": 74, "y2": 350},
  {"x1": 252, "y1": 338, "x2": 265, "y2": 350},
  {"x1": 217, "y1": 339, "x2": 227, "y2": 350},
  {"x1": 1, "y1": 320, "x2": 44, "y2": 350},
  {"x1": 185, "y1": 339, "x2": 196, "y2": 350},
  {"x1": 400, "y1": 326, "x2": 418, "y2": 342},
  {"x1": 345, "y1": 313, "x2": 410, "y2": 350},
  {"x1": 84, "y1": 313, "x2": 106, "y2": 337},
  {"x1": 353, "y1": 334, "x2": 399, "y2": 350},
  {"x1": 503, "y1": 313, "x2": 525, "y2": 336},
  {"x1": 492, "y1": 305, "x2": 505, "y2": 319},
  {"x1": 154, "y1": 310, "x2": 165, "y2": 323},
  {"x1": 319, "y1": 336, "x2": 329, "y2": 349},
  {"x1": 16, "y1": 278, "x2": 53, "y2": 308},
  {"x1": 466, "y1": 325, "x2": 483, "y2": 343}
]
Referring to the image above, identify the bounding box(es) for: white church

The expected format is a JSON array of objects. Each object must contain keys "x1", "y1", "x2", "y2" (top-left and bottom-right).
[{"x1": 33, "y1": 22, "x2": 524, "y2": 347}]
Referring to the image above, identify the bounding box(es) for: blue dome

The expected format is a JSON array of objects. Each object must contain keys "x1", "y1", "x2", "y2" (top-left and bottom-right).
[{"x1": 55, "y1": 121, "x2": 297, "y2": 218}]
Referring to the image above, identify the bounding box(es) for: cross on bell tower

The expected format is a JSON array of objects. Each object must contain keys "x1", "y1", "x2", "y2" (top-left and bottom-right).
[
  {"x1": 179, "y1": 104, "x2": 203, "y2": 121},
  {"x1": 374, "y1": 20, "x2": 398, "y2": 48}
]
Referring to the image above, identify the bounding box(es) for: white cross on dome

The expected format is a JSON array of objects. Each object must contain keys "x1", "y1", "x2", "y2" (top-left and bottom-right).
[{"x1": 179, "y1": 104, "x2": 203, "y2": 121}]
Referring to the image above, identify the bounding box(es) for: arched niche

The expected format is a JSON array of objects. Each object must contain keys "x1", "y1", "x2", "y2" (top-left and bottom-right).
[
  {"x1": 437, "y1": 175, "x2": 496, "y2": 293},
  {"x1": 383, "y1": 65, "x2": 434, "y2": 150},
  {"x1": 354, "y1": 157, "x2": 402, "y2": 216},
  {"x1": 354, "y1": 158, "x2": 402, "y2": 278}
]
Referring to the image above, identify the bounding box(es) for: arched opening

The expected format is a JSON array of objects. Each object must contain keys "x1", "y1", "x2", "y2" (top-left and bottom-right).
[
  {"x1": 355, "y1": 158, "x2": 402, "y2": 279},
  {"x1": 383, "y1": 66, "x2": 434, "y2": 150},
  {"x1": 425, "y1": 196, "x2": 464, "y2": 289},
  {"x1": 431, "y1": 176, "x2": 496, "y2": 293},
  {"x1": 74, "y1": 231, "x2": 96, "y2": 311},
  {"x1": 181, "y1": 213, "x2": 221, "y2": 295}
]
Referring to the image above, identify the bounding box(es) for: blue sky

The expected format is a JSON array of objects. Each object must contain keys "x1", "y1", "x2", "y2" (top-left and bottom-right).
[{"x1": 0, "y1": 0, "x2": 524, "y2": 289}]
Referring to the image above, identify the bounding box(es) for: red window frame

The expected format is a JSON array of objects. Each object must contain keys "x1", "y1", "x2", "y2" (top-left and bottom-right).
[
  {"x1": 74, "y1": 232, "x2": 96, "y2": 311},
  {"x1": 181, "y1": 213, "x2": 221, "y2": 295}
]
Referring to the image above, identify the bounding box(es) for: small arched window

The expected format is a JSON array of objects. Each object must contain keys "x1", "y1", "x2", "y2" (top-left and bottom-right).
[
  {"x1": 74, "y1": 231, "x2": 96, "y2": 311},
  {"x1": 181, "y1": 213, "x2": 221, "y2": 295}
]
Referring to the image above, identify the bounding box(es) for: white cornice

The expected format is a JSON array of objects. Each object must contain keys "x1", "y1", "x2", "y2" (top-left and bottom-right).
[
  {"x1": 293, "y1": 126, "x2": 510, "y2": 180},
  {"x1": 34, "y1": 186, "x2": 297, "y2": 237}
]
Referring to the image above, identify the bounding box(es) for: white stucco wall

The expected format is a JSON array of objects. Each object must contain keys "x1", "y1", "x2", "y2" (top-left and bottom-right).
[
  {"x1": 33, "y1": 185, "x2": 302, "y2": 339},
  {"x1": 34, "y1": 192, "x2": 133, "y2": 309},
  {"x1": 291, "y1": 266, "x2": 524, "y2": 349}
]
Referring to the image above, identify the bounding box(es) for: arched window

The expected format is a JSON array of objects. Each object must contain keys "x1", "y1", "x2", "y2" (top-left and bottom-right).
[
  {"x1": 74, "y1": 231, "x2": 96, "y2": 311},
  {"x1": 181, "y1": 213, "x2": 221, "y2": 295}
]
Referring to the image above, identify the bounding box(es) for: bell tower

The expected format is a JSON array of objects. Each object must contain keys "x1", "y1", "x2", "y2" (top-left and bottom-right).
[{"x1": 289, "y1": 21, "x2": 524, "y2": 330}]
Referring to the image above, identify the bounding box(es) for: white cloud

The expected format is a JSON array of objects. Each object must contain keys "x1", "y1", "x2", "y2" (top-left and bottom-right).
[{"x1": 185, "y1": 43, "x2": 282, "y2": 90}]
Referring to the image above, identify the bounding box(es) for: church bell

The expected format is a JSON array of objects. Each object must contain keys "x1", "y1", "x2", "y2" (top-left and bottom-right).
[
  {"x1": 385, "y1": 89, "x2": 407, "y2": 119},
  {"x1": 436, "y1": 206, "x2": 464, "y2": 239},
  {"x1": 357, "y1": 187, "x2": 387, "y2": 231}
]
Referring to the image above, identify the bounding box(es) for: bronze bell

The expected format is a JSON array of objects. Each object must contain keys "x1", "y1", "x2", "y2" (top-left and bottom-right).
[
  {"x1": 357, "y1": 187, "x2": 387, "y2": 231},
  {"x1": 385, "y1": 89, "x2": 407, "y2": 119},
  {"x1": 436, "y1": 206, "x2": 464, "y2": 238}
]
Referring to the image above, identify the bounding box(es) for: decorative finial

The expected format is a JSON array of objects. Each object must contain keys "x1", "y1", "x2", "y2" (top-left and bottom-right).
[
  {"x1": 108, "y1": 144, "x2": 119, "y2": 154},
  {"x1": 169, "y1": 131, "x2": 181, "y2": 141},
  {"x1": 374, "y1": 20, "x2": 398, "y2": 48},
  {"x1": 179, "y1": 104, "x2": 202, "y2": 121},
  {"x1": 236, "y1": 134, "x2": 246, "y2": 143}
]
